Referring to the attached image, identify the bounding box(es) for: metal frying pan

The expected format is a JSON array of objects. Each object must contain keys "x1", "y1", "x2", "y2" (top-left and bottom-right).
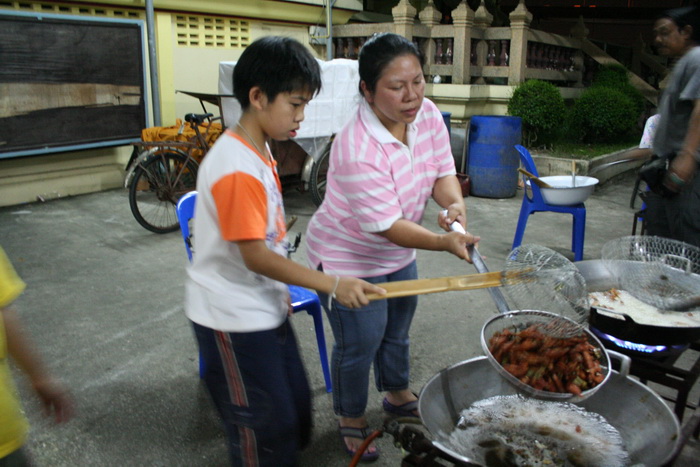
[
  {"x1": 577, "y1": 259, "x2": 700, "y2": 345},
  {"x1": 601, "y1": 236, "x2": 700, "y2": 311},
  {"x1": 418, "y1": 356, "x2": 680, "y2": 467}
]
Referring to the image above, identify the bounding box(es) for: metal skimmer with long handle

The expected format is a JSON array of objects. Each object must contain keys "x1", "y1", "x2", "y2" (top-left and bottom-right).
[
  {"x1": 448, "y1": 220, "x2": 510, "y2": 314},
  {"x1": 365, "y1": 212, "x2": 612, "y2": 399},
  {"x1": 601, "y1": 236, "x2": 700, "y2": 311},
  {"x1": 366, "y1": 213, "x2": 591, "y2": 333},
  {"x1": 362, "y1": 211, "x2": 590, "y2": 336},
  {"x1": 445, "y1": 213, "x2": 589, "y2": 338},
  {"x1": 450, "y1": 213, "x2": 612, "y2": 400},
  {"x1": 445, "y1": 214, "x2": 588, "y2": 322}
]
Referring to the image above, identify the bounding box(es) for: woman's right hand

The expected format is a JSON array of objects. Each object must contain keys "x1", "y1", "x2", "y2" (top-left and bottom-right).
[
  {"x1": 442, "y1": 231, "x2": 480, "y2": 262},
  {"x1": 333, "y1": 277, "x2": 386, "y2": 308}
]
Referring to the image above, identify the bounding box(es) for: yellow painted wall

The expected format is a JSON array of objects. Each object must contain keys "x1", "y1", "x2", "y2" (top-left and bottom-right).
[
  {"x1": 0, "y1": 0, "x2": 347, "y2": 207},
  {"x1": 0, "y1": 0, "x2": 525, "y2": 208}
]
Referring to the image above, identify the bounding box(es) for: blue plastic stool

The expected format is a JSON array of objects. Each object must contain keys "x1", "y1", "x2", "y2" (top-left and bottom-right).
[
  {"x1": 288, "y1": 285, "x2": 332, "y2": 392},
  {"x1": 512, "y1": 145, "x2": 587, "y2": 261},
  {"x1": 176, "y1": 191, "x2": 332, "y2": 392}
]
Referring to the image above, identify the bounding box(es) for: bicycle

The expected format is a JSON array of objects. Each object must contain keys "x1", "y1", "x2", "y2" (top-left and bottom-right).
[
  {"x1": 125, "y1": 105, "x2": 332, "y2": 233},
  {"x1": 309, "y1": 137, "x2": 331, "y2": 207},
  {"x1": 125, "y1": 112, "x2": 219, "y2": 233}
]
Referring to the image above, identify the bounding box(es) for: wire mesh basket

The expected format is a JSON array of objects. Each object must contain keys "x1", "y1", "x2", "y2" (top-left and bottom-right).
[
  {"x1": 601, "y1": 236, "x2": 700, "y2": 311},
  {"x1": 502, "y1": 244, "x2": 590, "y2": 325},
  {"x1": 480, "y1": 310, "x2": 611, "y2": 402}
]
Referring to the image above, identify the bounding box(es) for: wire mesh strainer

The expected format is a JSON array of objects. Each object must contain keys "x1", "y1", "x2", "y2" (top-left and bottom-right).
[
  {"x1": 502, "y1": 244, "x2": 590, "y2": 326},
  {"x1": 601, "y1": 236, "x2": 700, "y2": 311}
]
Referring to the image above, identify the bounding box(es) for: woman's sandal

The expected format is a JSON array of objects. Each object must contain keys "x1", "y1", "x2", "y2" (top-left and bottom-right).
[
  {"x1": 338, "y1": 425, "x2": 380, "y2": 462},
  {"x1": 382, "y1": 396, "x2": 420, "y2": 419}
]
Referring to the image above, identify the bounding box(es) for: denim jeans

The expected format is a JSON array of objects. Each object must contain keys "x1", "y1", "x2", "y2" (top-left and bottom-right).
[
  {"x1": 645, "y1": 174, "x2": 700, "y2": 248},
  {"x1": 318, "y1": 261, "x2": 418, "y2": 418},
  {"x1": 192, "y1": 320, "x2": 312, "y2": 467}
]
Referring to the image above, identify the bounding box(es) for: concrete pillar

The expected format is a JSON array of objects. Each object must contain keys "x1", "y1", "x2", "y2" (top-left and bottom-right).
[
  {"x1": 570, "y1": 16, "x2": 589, "y2": 88},
  {"x1": 508, "y1": 0, "x2": 532, "y2": 85},
  {"x1": 472, "y1": 0, "x2": 493, "y2": 83},
  {"x1": 419, "y1": 0, "x2": 441, "y2": 73},
  {"x1": 473, "y1": 0, "x2": 493, "y2": 28},
  {"x1": 452, "y1": 1, "x2": 475, "y2": 85},
  {"x1": 392, "y1": 0, "x2": 416, "y2": 41}
]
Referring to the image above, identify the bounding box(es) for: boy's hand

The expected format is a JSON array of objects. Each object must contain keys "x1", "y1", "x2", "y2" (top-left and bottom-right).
[
  {"x1": 32, "y1": 378, "x2": 74, "y2": 423},
  {"x1": 334, "y1": 277, "x2": 386, "y2": 309}
]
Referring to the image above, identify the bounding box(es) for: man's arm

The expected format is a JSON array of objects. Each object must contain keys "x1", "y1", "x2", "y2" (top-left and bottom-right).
[{"x1": 666, "y1": 99, "x2": 700, "y2": 189}]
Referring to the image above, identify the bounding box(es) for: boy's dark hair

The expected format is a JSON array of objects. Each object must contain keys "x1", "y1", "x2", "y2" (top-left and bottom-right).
[
  {"x1": 233, "y1": 36, "x2": 322, "y2": 109},
  {"x1": 358, "y1": 33, "x2": 425, "y2": 95},
  {"x1": 660, "y1": 6, "x2": 700, "y2": 42}
]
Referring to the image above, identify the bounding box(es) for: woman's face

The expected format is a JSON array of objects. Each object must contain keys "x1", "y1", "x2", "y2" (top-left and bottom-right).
[{"x1": 362, "y1": 53, "x2": 425, "y2": 134}]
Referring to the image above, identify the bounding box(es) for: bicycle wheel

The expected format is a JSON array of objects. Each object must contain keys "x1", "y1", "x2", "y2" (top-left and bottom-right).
[
  {"x1": 309, "y1": 143, "x2": 330, "y2": 207},
  {"x1": 128, "y1": 151, "x2": 198, "y2": 233}
]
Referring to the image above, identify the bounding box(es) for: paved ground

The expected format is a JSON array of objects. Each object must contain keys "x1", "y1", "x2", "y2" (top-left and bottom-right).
[{"x1": 1, "y1": 168, "x2": 699, "y2": 466}]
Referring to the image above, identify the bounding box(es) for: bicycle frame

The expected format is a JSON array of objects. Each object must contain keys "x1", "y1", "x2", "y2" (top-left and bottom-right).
[
  {"x1": 124, "y1": 115, "x2": 219, "y2": 189},
  {"x1": 123, "y1": 143, "x2": 194, "y2": 189}
]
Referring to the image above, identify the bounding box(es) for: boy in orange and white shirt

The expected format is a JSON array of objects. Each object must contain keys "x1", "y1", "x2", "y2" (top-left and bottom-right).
[{"x1": 184, "y1": 36, "x2": 384, "y2": 467}]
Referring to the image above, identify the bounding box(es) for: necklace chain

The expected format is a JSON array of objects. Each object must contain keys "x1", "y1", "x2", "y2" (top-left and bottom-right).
[{"x1": 236, "y1": 123, "x2": 266, "y2": 158}]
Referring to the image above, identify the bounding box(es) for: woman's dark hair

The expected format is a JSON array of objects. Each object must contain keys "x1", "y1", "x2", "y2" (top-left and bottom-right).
[
  {"x1": 357, "y1": 33, "x2": 425, "y2": 95},
  {"x1": 233, "y1": 36, "x2": 322, "y2": 109},
  {"x1": 660, "y1": 6, "x2": 700, "y2": 42}
]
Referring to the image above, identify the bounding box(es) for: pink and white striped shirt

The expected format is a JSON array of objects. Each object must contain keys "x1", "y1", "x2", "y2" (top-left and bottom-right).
[{"x1": 306, "y1": 98, "x2": 455, "y2": 277}]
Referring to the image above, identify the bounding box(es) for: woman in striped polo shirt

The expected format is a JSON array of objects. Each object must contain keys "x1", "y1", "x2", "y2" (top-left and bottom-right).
[{"x1": 306, "y1": 33, "x2": 479, "y2": 461}]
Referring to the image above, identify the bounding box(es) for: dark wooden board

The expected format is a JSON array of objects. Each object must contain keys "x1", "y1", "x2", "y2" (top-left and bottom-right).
[{"x1": 0, "y1": 12, "x2": 146, "y2": 157}]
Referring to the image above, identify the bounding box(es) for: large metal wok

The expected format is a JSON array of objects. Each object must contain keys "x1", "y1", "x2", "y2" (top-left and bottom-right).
[
  {"x1": 576, "y1": 259, "x2": 700, "y2": 345},
  {"x1": 418, "y1": 356, "x2": 681, "y2": 467}
]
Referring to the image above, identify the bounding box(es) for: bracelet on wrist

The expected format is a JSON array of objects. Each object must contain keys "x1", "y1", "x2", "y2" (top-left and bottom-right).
[
  {"x1": 667, "y1": 171, "x2": 686, "y2": 187},
  {"x1": 328, "y1": 276, "x2": 340, "y2": 309}
]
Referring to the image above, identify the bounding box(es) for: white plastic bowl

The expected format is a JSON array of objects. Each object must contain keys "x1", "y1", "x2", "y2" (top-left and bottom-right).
[{"x1": 530, "y1": 175, "x2": 599, "y2": 206}]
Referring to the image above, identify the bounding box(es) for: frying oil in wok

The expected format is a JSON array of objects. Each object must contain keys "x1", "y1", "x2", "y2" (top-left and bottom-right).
[{"x1": 443, "y1": 395, "x2": 629, "y2": 466}]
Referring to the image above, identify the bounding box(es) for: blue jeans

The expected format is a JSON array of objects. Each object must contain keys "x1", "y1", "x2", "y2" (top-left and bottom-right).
[
  {"x1": 645, "y1": 174, "x2": 700, "y2": 248},
  {"x1": 192, "y1": 320, "x2": 312, "y2": 467},
  {"x1": 318, "y1": 261, "x2": 418, "y2": 418}
]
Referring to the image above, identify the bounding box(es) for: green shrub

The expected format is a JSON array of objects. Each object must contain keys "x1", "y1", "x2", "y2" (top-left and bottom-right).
[
  {"x1": 507, "y1": 79, "x2": 566, "y2": 146},
  {"x1": 593, "y1": 63, "x2": 629, "y2": 88},
  {"x1": 569, "y1": 87, "x2": 637, "y2": 143},
  {"x1": 592, "y1": 64, "x2": 646, "y2": 117}
]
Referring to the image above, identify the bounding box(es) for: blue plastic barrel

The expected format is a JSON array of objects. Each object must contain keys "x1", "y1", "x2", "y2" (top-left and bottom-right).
[
  {"x1": 441, "y1": 111, "x2": 451, "y2": 138},
  {"x1": 467, "y1": 116, "x2": 522, "y2": 198}
]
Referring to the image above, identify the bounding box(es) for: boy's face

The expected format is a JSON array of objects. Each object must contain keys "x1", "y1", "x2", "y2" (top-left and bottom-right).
[
  {"x1": 653, "y1": 18, "x2": 692, "y2": 57},
  {"x1": 260, "y1": 90, "x2": 313, "y2": 141}
]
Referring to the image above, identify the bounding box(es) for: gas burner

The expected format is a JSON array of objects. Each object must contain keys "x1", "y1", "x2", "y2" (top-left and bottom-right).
[
  {"x1": 380, "y1": 420, "x2": 471, "y2": 466},
  {"x1": 589, "y1": 326, "x2": 700, "y2": 422},
  {"x1": 590, "y1": 326, "x2": 688, "y2": 358}
]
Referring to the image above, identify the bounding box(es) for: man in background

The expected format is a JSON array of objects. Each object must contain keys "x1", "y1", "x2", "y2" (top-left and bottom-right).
[{"x1": 645, "y1": 6, "x2": 700, "y2": 246}]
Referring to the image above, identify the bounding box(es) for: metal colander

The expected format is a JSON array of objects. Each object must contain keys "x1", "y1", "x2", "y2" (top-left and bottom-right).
[
  {"x1": 502, "y1": 244, "x2": 590, "y2": 326},
  {"x1": 601, "y1": 236, "x2": 700, "y2": 311}
]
